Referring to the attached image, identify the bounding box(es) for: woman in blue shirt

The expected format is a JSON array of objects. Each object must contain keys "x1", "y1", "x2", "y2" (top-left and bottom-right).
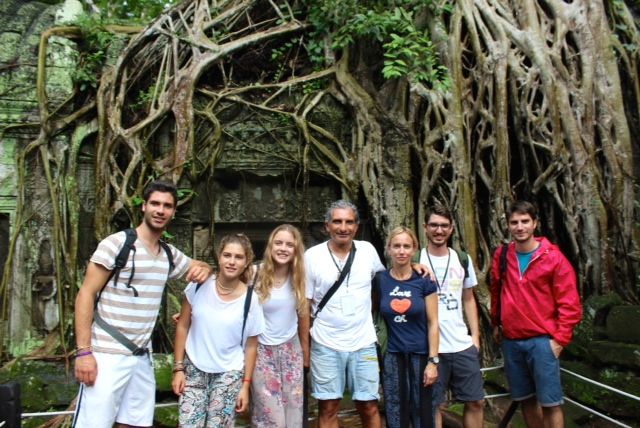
[{"x1": 374, "y1": 226, "x2": 439, "y2": 428}]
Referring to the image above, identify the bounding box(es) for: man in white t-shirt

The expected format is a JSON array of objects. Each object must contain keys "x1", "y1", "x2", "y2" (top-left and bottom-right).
[
  {"x1": 419, "y1": 204, "x2": 484, "y2": 428},
  {"x1": 73, "y1": 180, "x2": 211, "y2": 428},
  {"x1": 305, "y1": 200, "x2": 385, "y2": 428}
]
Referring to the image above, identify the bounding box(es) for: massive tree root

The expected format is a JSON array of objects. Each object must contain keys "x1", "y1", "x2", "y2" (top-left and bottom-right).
[{"x1": 2, "y1": 0, "x2": 639, "y2": 358}]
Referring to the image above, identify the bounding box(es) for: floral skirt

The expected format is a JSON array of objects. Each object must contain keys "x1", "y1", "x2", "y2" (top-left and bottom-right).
[
  {"x1": 251, "y1": 335, "x2": 304, "y2": 427},
  {"x1": 179, "y1": 356, "x2": 243, "y2": 428}
]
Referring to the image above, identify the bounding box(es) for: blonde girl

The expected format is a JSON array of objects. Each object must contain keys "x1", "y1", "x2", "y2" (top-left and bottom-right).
[{"x1": 251, "y1": 224, "x2": 309, "y2": 427}]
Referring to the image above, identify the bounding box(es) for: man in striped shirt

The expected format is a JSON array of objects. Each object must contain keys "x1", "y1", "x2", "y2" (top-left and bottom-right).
[{"x1": 73, "y1": 180, "x2": 211, "y2": 428}]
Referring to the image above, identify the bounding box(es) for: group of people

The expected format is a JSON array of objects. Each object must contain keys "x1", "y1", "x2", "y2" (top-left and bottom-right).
[{"x1": 72, "y1": 180, "x2": 582, "y2": 428}]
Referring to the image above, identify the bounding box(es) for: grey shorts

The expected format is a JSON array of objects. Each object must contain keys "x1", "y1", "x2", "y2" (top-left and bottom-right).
[{"x1": 433, "y1": 345, "x2": 484, "y2": 405}]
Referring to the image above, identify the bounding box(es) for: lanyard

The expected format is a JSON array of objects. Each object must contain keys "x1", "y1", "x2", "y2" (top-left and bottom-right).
[
  {"x1": 328, "y1": 242, "x2": 351, "y2": 287},
  {"x1": 426, "y1": 248, "x2": 450, "y2": 290}
]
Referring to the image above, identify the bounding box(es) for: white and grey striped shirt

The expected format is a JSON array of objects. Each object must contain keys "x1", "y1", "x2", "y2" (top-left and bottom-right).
[{"x1": 90, "y1": 231, "x2": 191, "y2": 354}]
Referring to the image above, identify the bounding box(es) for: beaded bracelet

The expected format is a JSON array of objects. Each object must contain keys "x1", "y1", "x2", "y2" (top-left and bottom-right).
[
  {"x1": 174, "y1": 360, "x2": 184, "y2": 365},
  {"x1": 76, "y1": 345, "x2": 92, "y2": 352},
  {"x1": 76, "y1": 351, "x2": 93, "y2": 358},
  {"x1": 172, "y1": 368, "x2": 185, "y2": 373}
]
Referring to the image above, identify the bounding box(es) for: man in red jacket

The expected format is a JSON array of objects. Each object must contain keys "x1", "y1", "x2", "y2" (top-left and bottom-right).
[{"x1": 490, "y1": 201, "x2": 582, "y2": 428}]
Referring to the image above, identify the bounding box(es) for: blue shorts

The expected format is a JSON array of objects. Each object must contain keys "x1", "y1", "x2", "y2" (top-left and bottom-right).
[
  {"x1": 310, "y1": 339, "x2": 380, "y2": 401},
  {"x1": 502, "y1": 336, "x2": 564, "y2": 406},
  {"x1": 433, "y1": 345, "x2": 484, "y2": 405}
]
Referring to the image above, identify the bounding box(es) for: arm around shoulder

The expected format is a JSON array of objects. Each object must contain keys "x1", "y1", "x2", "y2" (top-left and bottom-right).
[{"x1": 185, "y1": 259, "x2": 213, "y2": 283}]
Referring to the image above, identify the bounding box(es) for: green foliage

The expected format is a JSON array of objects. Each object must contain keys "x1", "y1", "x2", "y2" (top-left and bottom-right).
[
  {"x1": 91, "y1": 0, "x2": 176, "y2": 23},
  {"x1": 70, "y1": 14, "x2": 117, "y2": 91},
  {"x1": 304, "y1": 0, "x2": 451, "y2": 87}
]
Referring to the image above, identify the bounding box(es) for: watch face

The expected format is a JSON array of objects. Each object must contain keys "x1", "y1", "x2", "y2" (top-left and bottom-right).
[{"x1": 429, "y1": 356, "x2": 440, "y2": 364}]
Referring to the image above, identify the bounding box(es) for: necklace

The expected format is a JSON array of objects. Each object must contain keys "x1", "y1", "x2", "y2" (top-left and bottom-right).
[
  {"x1": 274, "y1": 276, "x2": 288, "y2": 287},
  {"x1": 216, "y1": 278, "x2": 238, "y2": 295},
  {"x1": 390, "y1": 268, "x2": 412, "y2": 281}
]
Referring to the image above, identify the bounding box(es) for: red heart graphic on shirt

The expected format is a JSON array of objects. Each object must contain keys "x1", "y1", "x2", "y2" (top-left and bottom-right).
[{"x1": 390, "y1": 298, "x2": 411, "y2": 314}]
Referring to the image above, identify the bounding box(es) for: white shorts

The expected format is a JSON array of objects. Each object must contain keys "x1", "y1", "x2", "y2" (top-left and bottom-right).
[{"x1": 72, "y1": 352, "x2": 155, "y2": 427}]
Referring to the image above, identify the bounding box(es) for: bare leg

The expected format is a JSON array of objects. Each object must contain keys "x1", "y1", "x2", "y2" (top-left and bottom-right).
[
  {"x1": 318, "y1": 399, "x2": 341, "y2": 428},
  {"x1": 462, "y1": 399, "x2": 484, "y2": 428},
  {"x1": 354, "y1": 400, "x2": 381, "y2": 428},
  {"x1": 542, "y1": 405, "x2": 564, "y2": 428},
  {"x1": 521, "y1": 397, "x2": 544, "y2": 428}
]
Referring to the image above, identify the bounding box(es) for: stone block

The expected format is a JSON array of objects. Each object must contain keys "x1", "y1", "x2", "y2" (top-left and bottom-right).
[
  {"x1": 588, "y1": 340, "x2": 640, "y2": 370},
  {"x1": 606, "y1": 306, "x2": 640, "y2": 344}
]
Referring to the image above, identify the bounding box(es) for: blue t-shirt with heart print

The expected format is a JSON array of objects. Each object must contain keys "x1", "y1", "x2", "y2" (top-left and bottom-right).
[{"x1": 377, "y1": 270, "x2": 437, "y2": 354}]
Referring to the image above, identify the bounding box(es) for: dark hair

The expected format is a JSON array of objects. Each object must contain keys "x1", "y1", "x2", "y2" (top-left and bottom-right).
[
  {"x1": 324, "y1": 200, "x2": 360, "y2": 224},
  {"x1": 507, "y1": 200, "x2": 538, "y2": 221},
  {"x1": 216, "y1": 233, "x2": 255, "y2": 283},
  {"x1": 424, "y1": 204, "x2": 453, "y2": 224},
  {"x1": 143, "y1": 180, "x2": 178, "y2": 206}
]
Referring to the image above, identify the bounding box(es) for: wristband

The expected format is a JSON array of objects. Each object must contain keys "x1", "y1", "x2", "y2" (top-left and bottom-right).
[
  {"x1": 174, "y1": 360, "x2": 184, "y2": 365},
  {"x1": 76, "y1": 351, "x2": 93, "y2": 358},
  {"x1": 172, "y1": 368, "x2": 185, "y2": 373},
  {"x1": 242, "y1": 378, "x2": 251, "y2": 383},
  {"x1": 76, "y1": 345, "x2": 92, "y2": 352}
]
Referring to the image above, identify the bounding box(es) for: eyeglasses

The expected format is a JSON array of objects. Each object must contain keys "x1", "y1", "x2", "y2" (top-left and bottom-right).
[{"x1": 426, "y1": 223, "x2": 452, "y2": 230}]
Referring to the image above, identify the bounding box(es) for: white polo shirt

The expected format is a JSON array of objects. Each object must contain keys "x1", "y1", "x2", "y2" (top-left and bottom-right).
[{"x1": 305, "y1": 240, "x2": 384, "y2": 352}]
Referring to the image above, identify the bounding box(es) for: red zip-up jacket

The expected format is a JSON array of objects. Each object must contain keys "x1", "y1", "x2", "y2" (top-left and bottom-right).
[{"x1": 490, "y1": 237, "x2": 582, "y2": 347}]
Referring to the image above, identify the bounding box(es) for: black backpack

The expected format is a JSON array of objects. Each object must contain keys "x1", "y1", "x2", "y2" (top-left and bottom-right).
[{"x1": 93, "y1": 228, "x2": 175, "y2": 355}]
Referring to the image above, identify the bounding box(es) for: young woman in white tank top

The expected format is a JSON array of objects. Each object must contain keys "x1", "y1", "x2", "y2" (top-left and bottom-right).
[{"x1": 251, "y1": 224, "x2": 309, "y2": 427}]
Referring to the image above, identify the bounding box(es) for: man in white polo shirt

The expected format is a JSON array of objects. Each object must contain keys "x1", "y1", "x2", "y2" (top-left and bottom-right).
[
  {"x1": 73, "y1": 180, "x2": 211, "y2": 428},
  {"x1": 304, "y1": 200, "x2": 385, "y2": 428}
]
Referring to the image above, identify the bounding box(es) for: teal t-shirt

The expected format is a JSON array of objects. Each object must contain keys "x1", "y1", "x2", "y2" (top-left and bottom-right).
[{"x1": 516, "y1": 246, "x2": 539, "y2": 276}]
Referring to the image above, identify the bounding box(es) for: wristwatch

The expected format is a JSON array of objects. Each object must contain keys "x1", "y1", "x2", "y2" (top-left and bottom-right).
[{"x1": 428, "y1": 356, "x2": 440, "y2": 365}]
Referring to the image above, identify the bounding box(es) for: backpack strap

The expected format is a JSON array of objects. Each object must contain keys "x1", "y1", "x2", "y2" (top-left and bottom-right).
[
  {"x1": 158, "y1": 239, "x2": 175, "y2": 279},
  {"x1": 452, "y1": 248, "x2": 470, "y2": 279},
  {"x1": 93, "y1": 311, "x2": 148, "y2": 355},
  {"x1": 241, "y1": 285, "x2": 253, "y2": 347},
  {"x1": 95, "y1": 228, "x2": 138, "y2": 308},
  {"x1": 496, "y1": 243, "x2": 509, "y2": 326},
  {"x1": 93, "y1": 228, "x2": 174, "y2": 355}
]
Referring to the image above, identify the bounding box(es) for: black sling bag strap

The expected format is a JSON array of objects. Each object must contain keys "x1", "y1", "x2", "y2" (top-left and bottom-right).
[
  {"x1": 496, "y1": 243, "x2": 509, "y2": 327},
  {"x1": 313, "y1": 243, "x2": 357, "y2": 318}
]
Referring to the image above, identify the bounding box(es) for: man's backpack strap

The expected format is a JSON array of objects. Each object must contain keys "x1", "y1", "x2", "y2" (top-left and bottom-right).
[
  {"x1": 95, "y1": 229, "x2": 138, "y2": 308},
  {"x1": 452, "y1": 248, "x2": 470, "y2": 280},
  {"x1": 158, "y1": 239, "x2": 175, "y2": 279},
  {"x1": 496, "y1": 243, "x2": 509, "y2": 326},
  {"x1": 93, "y1": 311, "x2": 148, "y2": 355},
  {"x1": 93, "y1": 228, "x2": 174, "y2": 354}
]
